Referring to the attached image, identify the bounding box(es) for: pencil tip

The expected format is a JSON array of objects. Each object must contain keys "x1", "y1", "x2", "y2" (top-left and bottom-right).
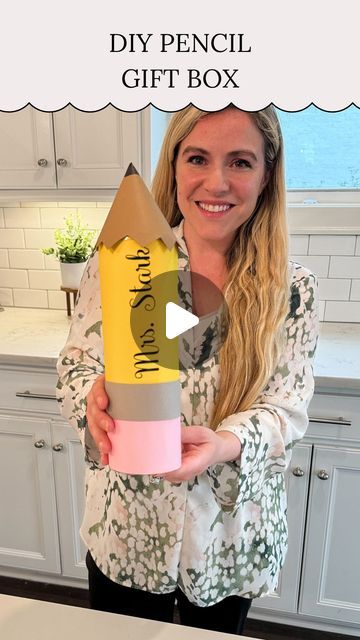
[{"x1": 125, "y1": 163, "x2": 139, "y2": 177}]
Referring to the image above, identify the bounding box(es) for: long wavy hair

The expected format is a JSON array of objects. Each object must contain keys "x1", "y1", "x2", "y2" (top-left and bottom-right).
[{"x1": 152, "y1": 105, "x2": 289, "y2": 427}]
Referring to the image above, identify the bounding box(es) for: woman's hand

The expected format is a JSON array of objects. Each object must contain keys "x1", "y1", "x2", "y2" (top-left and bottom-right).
[
  {"x1": 86, "y1": 374, "x2": 114, "y2": 465},
  {"x1": 163, "y1": 426, "x2": 241, "y2": 483}
]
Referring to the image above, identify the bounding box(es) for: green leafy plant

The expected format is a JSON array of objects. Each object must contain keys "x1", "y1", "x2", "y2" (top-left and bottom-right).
[{"x1": 41, "y1": 213, "x2": 96, "y2": 263}]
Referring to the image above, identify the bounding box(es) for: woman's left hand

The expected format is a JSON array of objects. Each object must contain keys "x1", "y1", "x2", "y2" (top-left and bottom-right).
[{"x1": 162, "y1": 426, "x2": 241, "y2": 483}]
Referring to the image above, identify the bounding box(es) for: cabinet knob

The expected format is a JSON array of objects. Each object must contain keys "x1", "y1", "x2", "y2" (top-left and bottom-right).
[
  {"x1": 57, "y1": 158, "x2": 68, "y2": 167},
  {"x1": 34, "y1": 439, "x2": 46, "y2": 449},
  {"x1": 52, "y1": 443, "x2": 64, "y2": 452},
  {"x1": 37, "y1": 158, "x2": 48, "y2": 167},
  {"x1": 317, "y1": 469, "x2": 329, "y2": 480},
  {"x1": 292, "y1": 466, "x2": 305, "y2": 477}
]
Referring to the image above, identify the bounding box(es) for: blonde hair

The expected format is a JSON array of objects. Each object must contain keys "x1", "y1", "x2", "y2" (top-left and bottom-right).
[{"x1": 152, "y1": 106, "x2": 289, "y2": 426}]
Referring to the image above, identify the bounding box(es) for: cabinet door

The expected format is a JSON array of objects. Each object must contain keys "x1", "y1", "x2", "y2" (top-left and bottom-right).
[
  {"x1": 53, "y1": 106, "x2": 144, "y2": 188},
  {"x1": 300, "y1": 446, "x2": 360, "y2": 625},
  {"x1": 252, "y1": 443, "x2": 312, "y2": 613},
  {"x1": 0, "y1": 413, "x2": 60, "y2": 573},
  {"x1": 0, "y1": 107, "x2": 56, "y2": 188},
  {"x1": 51, "y1": 421, "x2": 87, "y2": 580}
]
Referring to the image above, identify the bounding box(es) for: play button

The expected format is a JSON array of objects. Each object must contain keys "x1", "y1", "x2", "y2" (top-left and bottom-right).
[
  {"x1": 129, "y1": 269, "x2": 228, "y2": 371},
  {"x1": 166, "y1": 302, "x2": 199, "y2": 339}
]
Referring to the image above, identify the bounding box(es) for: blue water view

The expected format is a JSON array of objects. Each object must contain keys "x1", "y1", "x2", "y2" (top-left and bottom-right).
[
  {"x1": 151, "y1": 106, "x2": 360, "y2": 190},
  {"x1": 276, "y1": 106, "x2": 360, "y2": 190}
]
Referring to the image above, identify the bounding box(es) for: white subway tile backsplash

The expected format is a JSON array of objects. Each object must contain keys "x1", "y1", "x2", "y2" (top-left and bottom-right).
[
  {"x1": 291, "y1": 255, "x2": 329, "y2": 277},
  {"x1": 325, "y1": 301, "x2": 360, "y2": 323},
  {"x1": 0, "y1": 288, "x2": 13, "y2": 306},
  {"x1": 309, "y1": 235, "x2": 356, "y2": 256},
  {"x1": 1, "y1": 202, "x2": 359, "y2": 322},
  {"x1": 318, "y1": 278, "x2": 351, "y2": 301},
  {"x1": 21, "y1": 201, "x2": 59, "y2": 208},
  {"x1": 58, "y1": 201, "x2": 97, "y2": 208},
  {"x1": 329, "y1": 256, "x2": 360, "y2": 278},
  {"x1": 4, "y1": 207, "x2": 41, "y2": 229},
  {"x1": 48, "y1": 290, "x2": 67, "y2": 310},
  {"x1": 77, "y1": 209, "x2": 107, "y2": 230},
  {"x1": 0, "y1": 269, "x2": 28, "y2": 288},
  {"x1": 289, "y1": 235, "x2": 309, "y2": 255},
  {"x1": 13, "y1": 289, "x2": 48, "y2": 308},
  {"x1": 350, "y1": 280, "x2": 360, "y2": 301},
  {"x1": 29, "y1": 270, "x2": 61, "y2": 290},
  {"x1": 44, "y1": 254, "x2": 60, "y2": 270},
  {"x1": 39, "y1": 208, "x2": 75, "y2": 228},
  {"x1": 39, "y1": 207, "x2": 106, "y2": 231},
  {"x1": 0, "y1": 229, "x2": 25, "y2": 249},
  {"x1": 9, "y1": 249, "x2": 44, "y2": 270},
  {"x1": 24, "y1": 228, "x2": 56, "y2": 249},
  {"x1": 0, "y1": 249, "x2": 9, "y2": 268}
]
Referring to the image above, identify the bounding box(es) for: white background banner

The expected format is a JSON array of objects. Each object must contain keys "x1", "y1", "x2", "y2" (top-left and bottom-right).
[{"x1": 0, "y1": 0, "x2": 358, "y2": 112}]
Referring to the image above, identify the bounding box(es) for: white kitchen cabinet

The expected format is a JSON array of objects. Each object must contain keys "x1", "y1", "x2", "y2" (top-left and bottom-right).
[
  {"x1": 51, "y1": 421, "x2": 87, "y2": 580},
  {"x1": 0, "y1": 413, "x2": 61, "y2": 573},
  {"x1": 0, "y1": 364, "x2": 86, "y2": 585},
  {"x1": 251, "y1": 391, "x2": 360, "y2": 636},
  {"x1": 0, "y1": 105, "x2": 147, "y2": 189},
  {"x1": 253, "y1": 443, "x2": 312, "y2": 614},
  {"x1": 0, "y1": 108, "x2": 56, "y2": 188},
  {"x1": 300, "y1": 446, "x2": 360, "y2": 624},
  {"x1": 1, "y1": 358, "x2": 360, "y2": 636},
  {"x1": 53, "y1": 107, "x2": 143, "y2": 188}
]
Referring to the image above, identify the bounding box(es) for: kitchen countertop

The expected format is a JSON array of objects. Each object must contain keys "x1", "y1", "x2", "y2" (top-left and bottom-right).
[
  {"x1": 0, "y1": 594, "x2": 263, "y2": 640},
  {"x1": 0, "y1": 308, "x2": 71, "y2": 367},
  {"x1": 0, "y1": 307, "x2": 359, "y2": 391}
]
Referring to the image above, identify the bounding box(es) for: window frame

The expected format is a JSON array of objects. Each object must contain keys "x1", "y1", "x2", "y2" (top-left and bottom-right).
[{"x1": 150, "y1": 108, "x2": 360, "y2": 235}]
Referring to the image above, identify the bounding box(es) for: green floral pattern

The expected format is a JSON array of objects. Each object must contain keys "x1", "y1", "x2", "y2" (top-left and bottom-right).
[{"x1": 57, "y1": 222, "x2": 318, "y2": 606}]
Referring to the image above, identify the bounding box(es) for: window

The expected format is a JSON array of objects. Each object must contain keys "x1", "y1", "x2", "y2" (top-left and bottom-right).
[
  {"x1": 150, "y1": 106, "x2": 360, "y2": 232},
  {"x1": 276, "y1": 105, "x2": 360, "y2": 204},
  {"x1": 150, "y1": 108, "x2": 172, "y2": 178}
]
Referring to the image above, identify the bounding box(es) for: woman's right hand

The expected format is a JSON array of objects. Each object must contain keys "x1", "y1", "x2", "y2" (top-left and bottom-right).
[{"x1": 86, "y1": 374, "x2": 114, "y2": 465}]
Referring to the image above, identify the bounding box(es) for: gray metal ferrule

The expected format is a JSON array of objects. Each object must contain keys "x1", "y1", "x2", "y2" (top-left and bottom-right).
[{"x1": 105, "y1": 380, "x2": 181, "y2": 421}]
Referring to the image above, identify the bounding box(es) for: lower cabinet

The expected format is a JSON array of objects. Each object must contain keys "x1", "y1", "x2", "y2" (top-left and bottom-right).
[
  {"x1": 51, "y1": 421, "x2": 87, "y2": 580},
  {"x1": 300, "y1": 446, "x2": 360, "y2": 625},
  {"x1": 1, "y1": 362, "x2": 360, "y2": 636},
  {"x1": 253, "y1": 443, "x2": 312, "y2": 614},
  {"x1": 0, "y1": 411, "x2": 86, "y2": 582},
  {"x1": 0, "y1": 413, "x2": 61, "y2": 574},
  {"x1": 251, "y1": 392, "x2": 360, "y2": 635}
]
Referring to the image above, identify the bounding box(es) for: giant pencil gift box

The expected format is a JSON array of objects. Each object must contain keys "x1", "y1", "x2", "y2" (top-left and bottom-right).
[{"x1": 96, "y1": 164, "x2": 181, "y2": 474}]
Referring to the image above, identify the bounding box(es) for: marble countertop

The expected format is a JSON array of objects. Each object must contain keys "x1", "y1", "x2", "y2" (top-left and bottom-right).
[
  {"x1": 0, "y1": 307, "x2": 359, "y2": 392},
  {"x1": 0, "y1": 308, "x2": 72, "y2": 367}
]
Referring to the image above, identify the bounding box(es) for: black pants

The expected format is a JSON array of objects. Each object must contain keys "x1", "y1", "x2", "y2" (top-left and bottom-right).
[{"x1": 86, "y1": 551, "x2": 251, "y2": 635}]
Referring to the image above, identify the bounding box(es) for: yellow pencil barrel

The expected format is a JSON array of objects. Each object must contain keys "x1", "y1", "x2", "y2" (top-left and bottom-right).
[{"x1": 99, "y1": 237, "x2": 179, "y2": 385}]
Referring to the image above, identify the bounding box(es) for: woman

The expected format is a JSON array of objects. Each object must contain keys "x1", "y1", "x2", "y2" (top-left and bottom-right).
[{"x1": 57, "y1": 105, "x2": 318, "y2": 635}]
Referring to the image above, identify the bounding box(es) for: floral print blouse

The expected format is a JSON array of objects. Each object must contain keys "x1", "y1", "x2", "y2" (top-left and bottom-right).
[{"x1": 56, "y1": 222, "x2": 319, "y2": 606}]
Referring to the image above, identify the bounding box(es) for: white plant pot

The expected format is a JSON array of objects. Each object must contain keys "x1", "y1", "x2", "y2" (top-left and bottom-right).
[{"x1": 60, "y1": 261, "x2": 87, "y2": 290}]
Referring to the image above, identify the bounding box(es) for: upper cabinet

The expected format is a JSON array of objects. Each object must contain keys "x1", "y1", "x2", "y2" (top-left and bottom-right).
[
  {"x1": 0, "y1": 106, "x2": 148, "y2": 190},
  {"x1": 0, "y1": 108, "x2": 55, "y2": 188}
]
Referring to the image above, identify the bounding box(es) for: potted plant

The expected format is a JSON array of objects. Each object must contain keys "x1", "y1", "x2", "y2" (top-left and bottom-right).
[{"x1": 42, "y1": 212, "x2": 96, "y2": 289}]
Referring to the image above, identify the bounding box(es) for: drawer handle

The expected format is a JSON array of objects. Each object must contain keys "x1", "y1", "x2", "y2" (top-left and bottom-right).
[
  {"x1": 317, "y1": 469, "x2": 329, "y2": 481},
  {"x1": 309, "y1": 417, "x2": 351, "y2": 427},
  {"x1": 34, "y1": 439, "x2": 46, "y2": 449},
  {"x1": 292, "y1": 466, "x2": 305, "y2": 477},
  {"x1": 16, "y1": 390, "x2": 57, "y2": 401}
]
